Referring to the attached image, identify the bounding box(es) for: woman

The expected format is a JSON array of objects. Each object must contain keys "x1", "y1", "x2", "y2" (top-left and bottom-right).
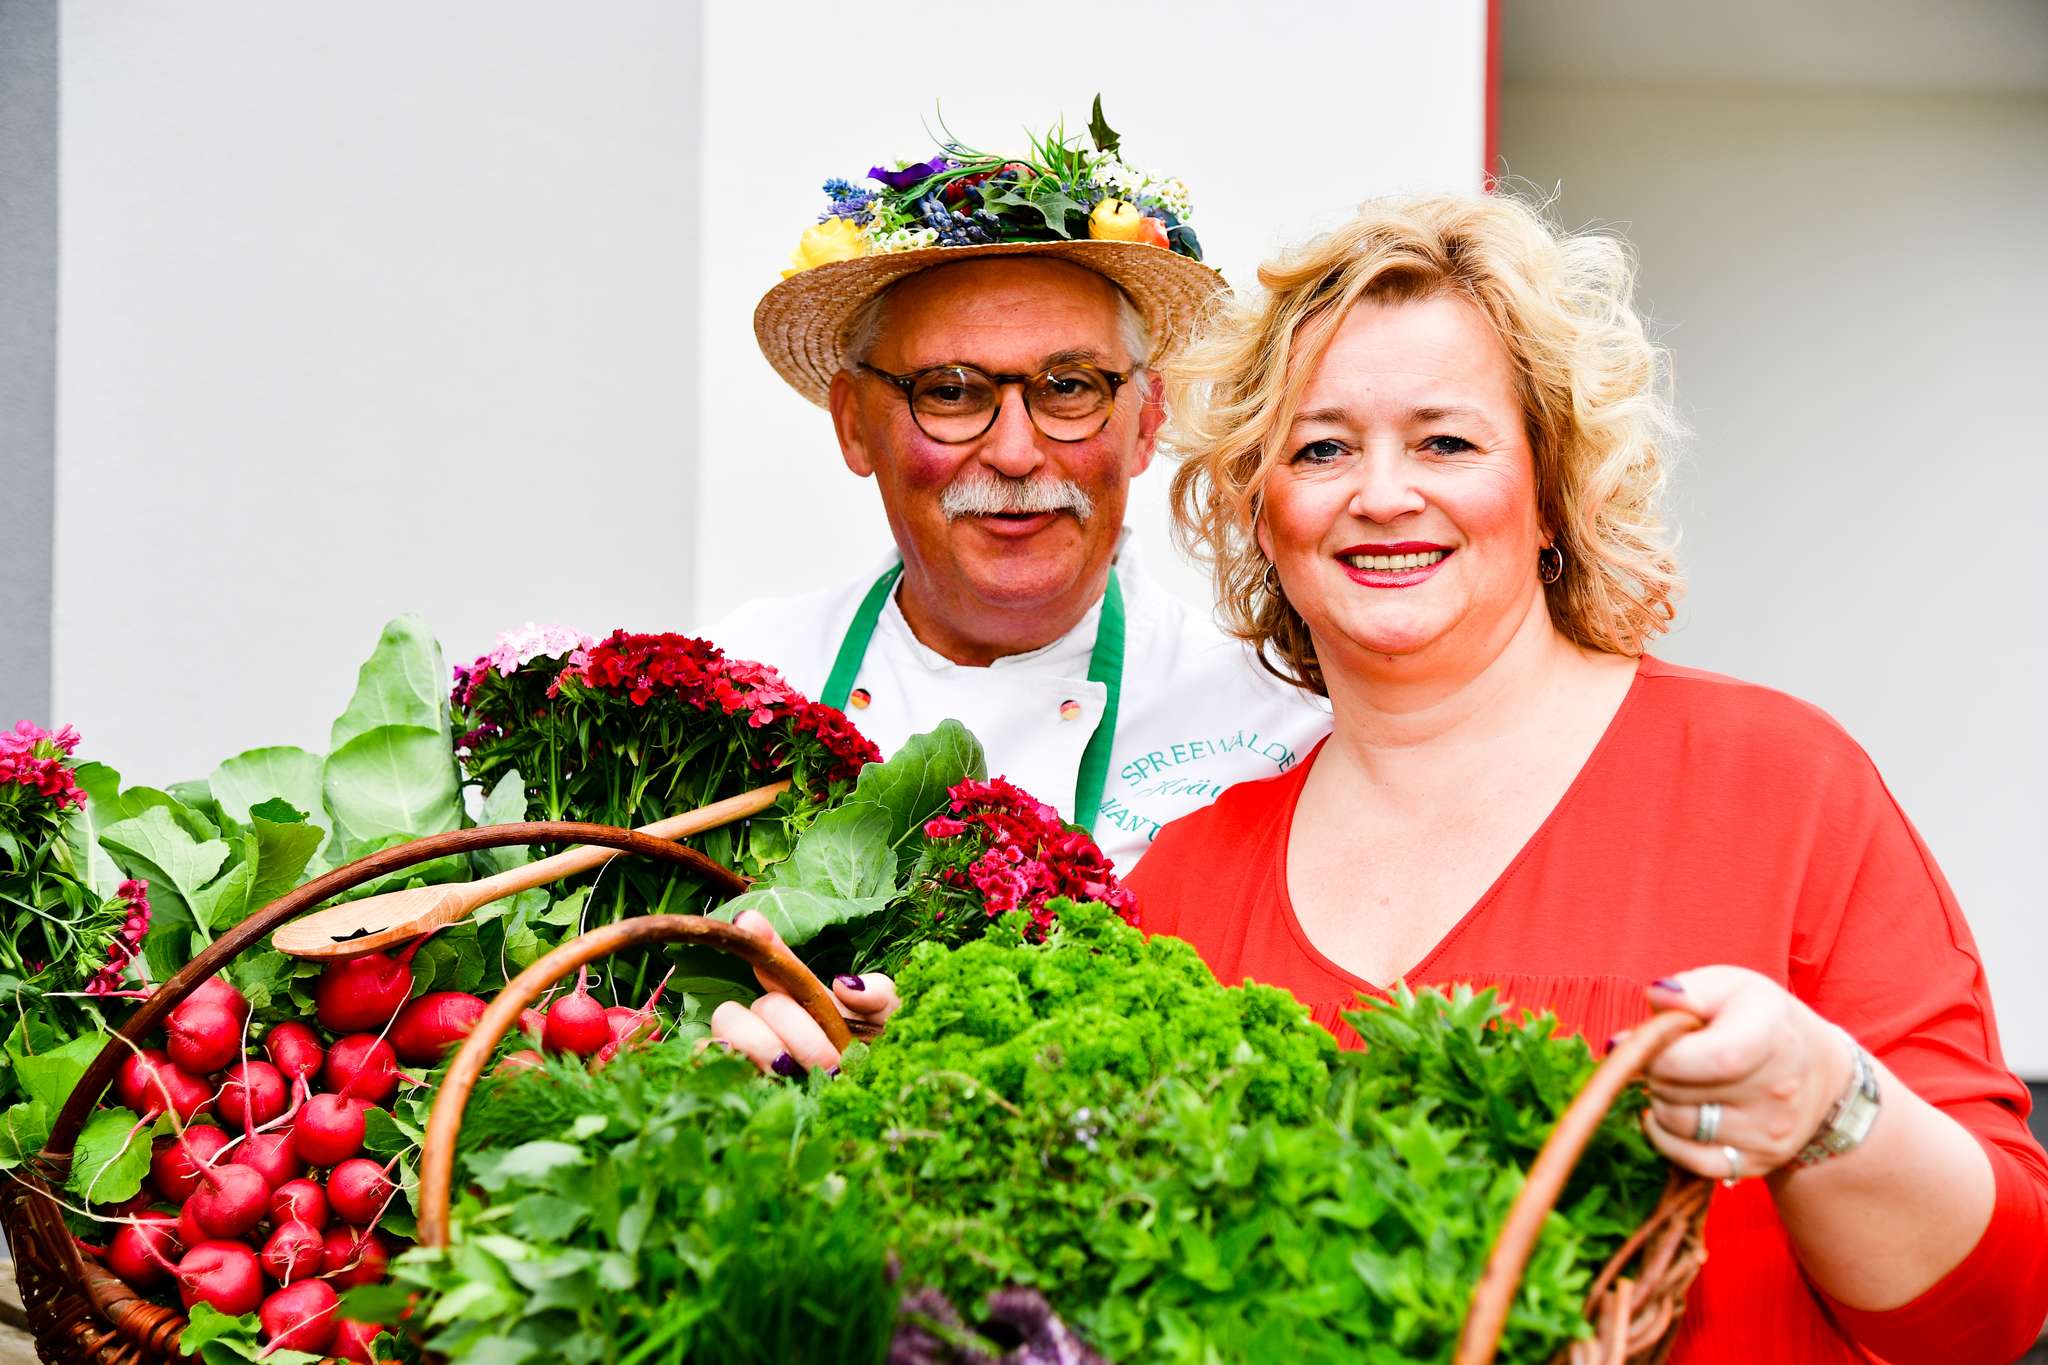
[
  {"x1": 717, "y1": 194, "x2": 2048, "y2": 1361},
  {"x1": 1133, "y1": 193, "x2": 2048, "y2": 1362}
]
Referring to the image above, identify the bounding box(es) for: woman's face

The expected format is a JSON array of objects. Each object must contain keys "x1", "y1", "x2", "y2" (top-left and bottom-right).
[{"x1": 1257, "y1": 293, "x2": 1548, "y2": 670}]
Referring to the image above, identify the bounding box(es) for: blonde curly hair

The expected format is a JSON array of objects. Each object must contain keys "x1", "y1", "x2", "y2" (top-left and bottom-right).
[{"x1": 1166, "y1": 192, "x2": 1684, "y2": 695}]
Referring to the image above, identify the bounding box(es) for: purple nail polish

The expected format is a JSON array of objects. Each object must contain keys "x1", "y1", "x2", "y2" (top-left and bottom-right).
[
  {"x1": 1604, "y1": 1034, "x2": 1620, "y2": 1051},
  {"x1": 710, "y1": 1039, "x2": 734, "y2": 1052},
  {"x1": 771, "y1": 1051, "x2": 804, "y2": 1079},
  {"x1": 1652, "y1": 978, "x2": 1684, "y2": 993},
  {"x1": 836, "y1": 974, "x2": 866, "y2": 992},
  {"x1": 826, "y1": 1065, "x2": 842, "y2": 1079}
]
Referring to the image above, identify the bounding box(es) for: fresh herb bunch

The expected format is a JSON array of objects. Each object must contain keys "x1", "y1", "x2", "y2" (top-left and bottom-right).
[
  {"x1": 454, "y1": 627, "x2": 880, "y2": 934},
  {"x1": 822, "y1": 903, "x2": 1670, "y2": 1364},
  {"x1": 370, "y1": 1045, "x2": 895, "y2": 1365},
  {"x1": 818, "y1": 899, "x2": 1341, "y2": 1356}
]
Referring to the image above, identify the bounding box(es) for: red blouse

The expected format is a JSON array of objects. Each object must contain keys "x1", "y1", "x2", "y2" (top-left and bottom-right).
[{"x1": 1125, "y1": 656, "x2": 2048, "y2": 1364}]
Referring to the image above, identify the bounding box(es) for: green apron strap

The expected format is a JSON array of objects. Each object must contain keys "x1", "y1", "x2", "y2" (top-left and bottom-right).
[
  {"x1": 821, "y1": 560, "x2": 1124, "y2": 833},
  {"x1": 1073, "y1": 569, "x2": 1125, "y2": 831},
  {"x1": 821, "y1": 563, "x2": 902, "y2": 711}
]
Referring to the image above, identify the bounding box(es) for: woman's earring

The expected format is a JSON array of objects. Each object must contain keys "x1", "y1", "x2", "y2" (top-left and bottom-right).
[
  {"x1": 1262, "y1": 561, "x2": 1284, "y2": 597},
  {"x1": 1538, "y1": 544, "x2": 1564, "y2": 585}
]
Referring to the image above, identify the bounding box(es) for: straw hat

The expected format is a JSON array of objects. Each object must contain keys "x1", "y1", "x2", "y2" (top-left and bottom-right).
[{"x1": 752, "y1": 104, "x2": 1225, "y2": 408}]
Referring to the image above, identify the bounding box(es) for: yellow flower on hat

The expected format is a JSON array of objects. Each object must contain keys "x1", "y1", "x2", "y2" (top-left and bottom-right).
[{"x1": 781, "y1": 218, "x2": 867, "y2": 279}]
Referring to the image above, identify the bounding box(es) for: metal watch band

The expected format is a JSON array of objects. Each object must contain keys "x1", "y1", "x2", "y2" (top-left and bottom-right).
[{"x1": 1795, "y1": 1037, "x2": 1881, "y2": 1167}]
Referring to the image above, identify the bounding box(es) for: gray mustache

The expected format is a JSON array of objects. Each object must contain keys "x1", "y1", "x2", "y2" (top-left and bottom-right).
[{"x1": 940, "y1": 472, "x2": 1095, "y2": 523}]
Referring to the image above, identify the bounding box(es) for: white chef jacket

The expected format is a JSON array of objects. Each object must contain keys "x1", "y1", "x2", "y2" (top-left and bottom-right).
[{"x1": 709, "y1": 533, "x2": 1331, "y2": 873}]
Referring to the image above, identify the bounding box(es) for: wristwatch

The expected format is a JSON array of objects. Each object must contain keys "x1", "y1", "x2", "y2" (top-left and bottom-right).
[{"x1": 1795, "y1": 1034, "x2": 1882, "y2": 1166}]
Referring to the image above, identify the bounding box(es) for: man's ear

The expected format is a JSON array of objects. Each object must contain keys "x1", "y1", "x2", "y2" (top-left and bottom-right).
[
  {"x1": 1127, "y1": 371, "x2": 1166, "y2": 478},
  {"x1": 829, "y1": 371, "x2": 875, "y2": 478}
]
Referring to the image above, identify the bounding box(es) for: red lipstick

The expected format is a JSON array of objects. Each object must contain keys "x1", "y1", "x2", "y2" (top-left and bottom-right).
[
  {"x1": 1334, "y1": 542, "x2": 1454, "y2": 589},
  {"x1": 1335, "y1": 542, "x2": 1453, "y2": 556}
]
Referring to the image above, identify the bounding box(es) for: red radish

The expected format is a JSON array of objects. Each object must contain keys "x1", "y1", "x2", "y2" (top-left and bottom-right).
[
  {"x1": 176, "y1": 1202, "x2": 205, "y2": 1252},
  {"x1": 329, "y1": 1318, "x2": 385, "y2": 1363},
  {"x1": 593, "y1": 969, "x2": 671, "y2": 1065},
  {"x1": 188, "y1": 1162, "x2": 270, "y2": 1239},
  {"x1": 390, "y1": 991, "x2": 487, "y2": 1065},
  {"x1": 216, "y1": 1059, "x2": 287, "y2": 1131},
  {"x1": 320, "y1": 1226, "x2": 389, "y2": 1287},
  {"x1": 106, "y1": 1213, "x2": 181, "y2": 1288},
  {"x1": 184, "y1": 977, "x2": 250, "y2": 1022},
  {"x1": 164, "y1": 997, "x2": 243, "y2": 1075},
  {"x1": 173, "y1": 1240, "x2": 264, "y2": 1316},
  {"x1": 268, "y1": 1177, "x2": 329, "y2": 1231},
  {"x1": 152, "y1": 1125, "x2": 232, "y2": 1202},
  {"x1": 495, "y1": 1048, "x2": 545, "y2": 1075},
  {"x1": 264, "y1": 1020, "x2": 325, "y2": 1081},
  {"x1": 229, "y1": 1127, "x2": 301, "y2": 1187},
  {"x1": 324, "y1": 1035, "x2": 400, "y2": 1105},
  {"x1": 259, "y1": 1277, "x2": 339, "y2": 1354},
  {"x1": 542, "y1": 967, "x2": 609, "y2": 1057},
  {"x1": 519, "y1": 1008, "x2": 546, "y2": 1042},
  {"x1": 115, "y1": 1049, "x2": 211, "y2": 1120},
  {"x1": 327, "y1": 1158, "x2": 394, "y2": 1226},
  {"x1": 603, "y1": 1005, "x2": 649, "y2": 1042},
  {"x1": 294, "y1": 1092, "x2": 368, "y2": 1166},
  {"x1": 314, "y1": 945, "x2": 419, "y2": 1033},
  {"x1": 259, "y1": 1220, "x2": 327, "y2": 1285}
]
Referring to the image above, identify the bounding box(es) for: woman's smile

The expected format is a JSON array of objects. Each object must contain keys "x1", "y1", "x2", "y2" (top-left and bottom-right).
[{"x1": 1336, "y1": 541, "x2": 1454, "y2": 587}]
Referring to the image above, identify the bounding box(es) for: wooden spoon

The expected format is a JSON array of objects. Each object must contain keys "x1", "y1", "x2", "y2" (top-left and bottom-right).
[{"x1": 271, "y1": 780, "x2": 789, "y2": 959}]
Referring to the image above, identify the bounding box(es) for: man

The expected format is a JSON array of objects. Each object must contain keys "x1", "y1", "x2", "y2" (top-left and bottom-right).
[{"x1": 718, "y1": 120, "x2": 1329, "y2": 874}]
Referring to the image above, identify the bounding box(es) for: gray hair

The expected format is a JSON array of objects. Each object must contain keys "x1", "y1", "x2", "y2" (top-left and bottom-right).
[{"x1": 840, "y1": 273, "x2": 1154, "y2": 376}]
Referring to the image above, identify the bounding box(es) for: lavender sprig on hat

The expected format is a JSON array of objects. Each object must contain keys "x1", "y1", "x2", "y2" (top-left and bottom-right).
[{"x1": 781, "y1": 97, "x2": 1202, "y2": 279}]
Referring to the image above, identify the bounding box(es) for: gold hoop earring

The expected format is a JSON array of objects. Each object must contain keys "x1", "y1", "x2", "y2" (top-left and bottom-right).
[{"x1": 1538, "y1": 544, "x2": 1564, "y2": 585}]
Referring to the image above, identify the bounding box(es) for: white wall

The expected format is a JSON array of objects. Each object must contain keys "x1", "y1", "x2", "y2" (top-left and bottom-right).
[
  {"x1": 53, "y1": 0, "x2": 700, "y2": 782},
  {"x1": 1501, "y1": 86, "x2": 2048, "y2": 1071},
  {"x1": 694, "y1": 0, "x2": 1489, "y2": 623},
  {"x1": 51, "y1": 0, "x2": 1487, "y2": 787}
]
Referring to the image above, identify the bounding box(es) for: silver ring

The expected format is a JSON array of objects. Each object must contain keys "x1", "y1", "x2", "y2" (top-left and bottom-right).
[
  {"x1": 1720, "y1": 1144, "x2": 1744, "y2": 1187},
  {"x1": 1692, "y1": 1102, "x2": 1722, "y2": 1144}
]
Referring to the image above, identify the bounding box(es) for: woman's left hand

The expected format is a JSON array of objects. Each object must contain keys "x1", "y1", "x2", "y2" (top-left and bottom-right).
[{"x1": 1638, "y1": 966, "x2": 1857, "y2": 1185}]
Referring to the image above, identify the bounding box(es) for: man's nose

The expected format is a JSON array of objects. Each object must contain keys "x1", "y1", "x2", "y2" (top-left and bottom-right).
[
  {"x1": 976, "y1": 390, "x2": 1048, "y2": 479},
  {"x1": 1347, "y1": 445, "x2": 1427, "y2": 524}
]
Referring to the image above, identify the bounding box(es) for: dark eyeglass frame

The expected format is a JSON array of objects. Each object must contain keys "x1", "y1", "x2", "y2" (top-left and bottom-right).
[{"x1": 859, "y1": 360, "x2": 1132, "y2": 445}]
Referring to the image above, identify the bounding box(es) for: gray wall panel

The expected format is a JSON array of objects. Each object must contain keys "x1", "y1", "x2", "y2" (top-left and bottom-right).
[{"x1": 0, "y1": 0, "x2": 58, "y2": 726}]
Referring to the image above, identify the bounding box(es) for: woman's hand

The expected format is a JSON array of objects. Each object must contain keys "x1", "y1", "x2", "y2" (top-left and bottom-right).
[
  {"x1": 706, "y1": 910, "x2": 900, "y2": 1076},
  {"x1": 1637, "y1": 966, "x2": 1857, "y2": 1185}
]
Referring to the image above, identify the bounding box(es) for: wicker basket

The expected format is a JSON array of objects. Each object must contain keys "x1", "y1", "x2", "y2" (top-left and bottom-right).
[
  {"x1": 415, "y1": 919, "x2": 1714, "y2": 1365},
  {"x1": 0, "y1": 820, "x2": 745, "y2": 1364}
]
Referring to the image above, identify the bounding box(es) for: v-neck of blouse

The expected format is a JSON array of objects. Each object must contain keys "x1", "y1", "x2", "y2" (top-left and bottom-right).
[{"x1": 1272, "y1": 655, "x2": 1653, "y2": 995}]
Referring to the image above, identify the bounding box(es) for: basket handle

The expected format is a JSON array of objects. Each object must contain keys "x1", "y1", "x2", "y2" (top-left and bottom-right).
[
  {"x1": 415, "y1": 913, "x2": 850, "y2": 1248},
  {"x1": 42, "y1": 821, "x2": 747, "y2": 1170},
  {"x1": 1453, "y1": 1009, "x2": 1704, "y2": 1365}
]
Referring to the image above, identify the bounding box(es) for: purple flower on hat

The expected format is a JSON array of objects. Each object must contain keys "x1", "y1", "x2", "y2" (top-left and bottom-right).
[{"x1": 869, "y1": 157, "x2": 951, "y2": 191}]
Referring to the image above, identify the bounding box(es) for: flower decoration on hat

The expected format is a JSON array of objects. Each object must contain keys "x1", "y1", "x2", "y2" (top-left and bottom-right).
[{"x1": 780, "y1": 96, "x2": 1201, "y2": 279}]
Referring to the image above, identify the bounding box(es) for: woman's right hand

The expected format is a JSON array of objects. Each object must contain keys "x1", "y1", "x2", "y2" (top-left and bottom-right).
[{"x1": 707, "y1": 909, "x2": 900, "y2": 1075}]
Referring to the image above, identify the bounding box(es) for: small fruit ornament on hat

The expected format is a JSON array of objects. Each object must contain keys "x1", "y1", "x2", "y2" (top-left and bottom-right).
[{"x1": 781, "y1": 95, "x2": 1202, "y2": 278}]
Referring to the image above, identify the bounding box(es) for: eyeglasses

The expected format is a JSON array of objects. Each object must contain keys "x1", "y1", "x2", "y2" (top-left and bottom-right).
[{"x1": 859, "y1": 361, "x2": 1131, "y2": 444}]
